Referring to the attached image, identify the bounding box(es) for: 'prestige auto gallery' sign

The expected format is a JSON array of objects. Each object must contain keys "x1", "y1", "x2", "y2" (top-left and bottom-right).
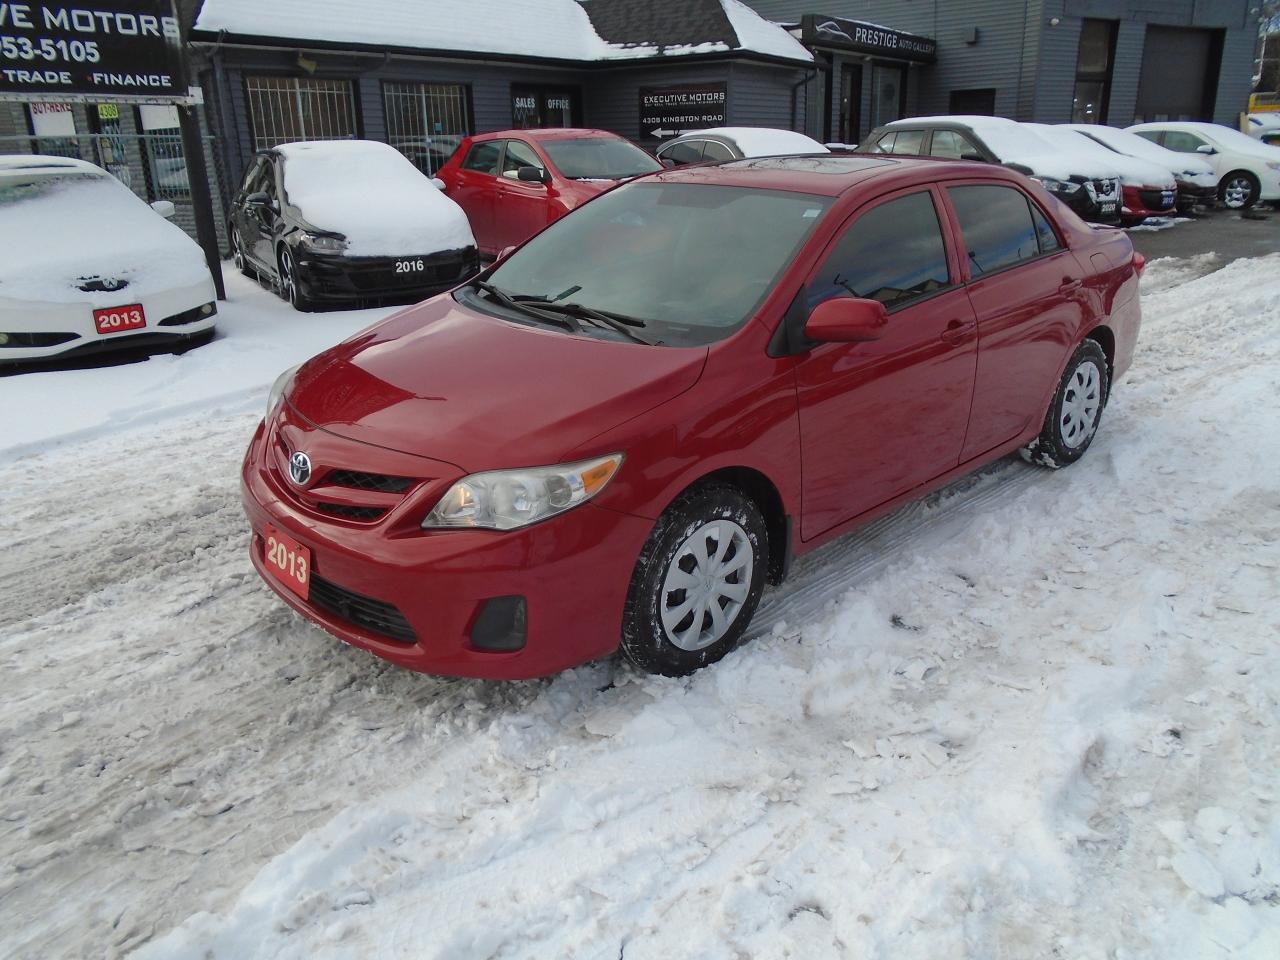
[
  {"x1": 639, "y1": 83, "x2": 727, "y2": 140},
  {"x1": 0, "y1": 1, "x2": 187, "y2": 101},
  {"x1": 801, "y1": 14, "x2": 937, "y2": 63}
]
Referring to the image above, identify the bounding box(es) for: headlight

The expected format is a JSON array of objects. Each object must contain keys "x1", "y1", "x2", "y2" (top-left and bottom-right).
[
  {"x1": 1033, "y1": 177, "x2": 1083, "y2": 196},
  {"x1": 422, "y1": 454, "x2": 623, "y2": 531},
  {"x1": 266, "y1": 364, "x2": 301, "y2": 419},
  {"x1": 298, "y1": 231, "x2": 346, "y2": 254}
]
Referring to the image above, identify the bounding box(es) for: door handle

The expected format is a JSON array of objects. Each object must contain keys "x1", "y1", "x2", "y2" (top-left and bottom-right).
[
  {"x1": 940, "y1": 319, "x2": 976, "y2": 345},
  {"x1": 1059, "y1": 276, "x2": 1083, "y2": 293}
]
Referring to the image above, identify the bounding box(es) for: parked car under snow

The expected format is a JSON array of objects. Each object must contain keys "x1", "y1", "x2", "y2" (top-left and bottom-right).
[
  {"x1": 0, "y1": 155, "x2": 217, "y2": 367},
  {"x1": 228, "y1": 140, "x2": 479, "y2": 311}
]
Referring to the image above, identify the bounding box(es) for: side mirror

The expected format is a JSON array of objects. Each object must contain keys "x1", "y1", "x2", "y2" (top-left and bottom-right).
[
  {"x1": 960, "y1": 152, "x2": 986, "y2": 162},
  {"x1": 150, "y1": 199, "x2": 176, "y2": 219},
  {"x1": 517, "y1": 165, "x2": 549, "y2": 184},
  {"x1": 430, "y1": 176, "x2": 446, "y2": 190},
  {"x1": 244, "y1": 191, "x2": 270, "y2": 208},
  {"x1": 803, "y1": 297, "x2": 889, "y2": 343},
  {"x1": 1195, "y1": 144, "x2": 1216, "y2": 155},
  {"x1": 659, "y1": 156, "x2": 677, "y2": 168}
]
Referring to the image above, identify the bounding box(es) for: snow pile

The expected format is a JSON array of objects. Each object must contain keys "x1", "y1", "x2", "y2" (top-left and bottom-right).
[
  {"x1": 2, "y1": 253, "x2": 1277, "y2": 958},
  {"x1": 0, "y1": 162, "x2": 210, "y2": 306},
  {"x1": 700, "y1": 126, "x2": 830, "y2": 157},
  {"x1": 0, "y1": 269, "x2": 400, "y2": 458},
  {"x1": 193, "y1": 0, "x2": 812, "y2": 63},
  {"x1": 277, "y1": 140, "x2": 474, "y2": 257}
]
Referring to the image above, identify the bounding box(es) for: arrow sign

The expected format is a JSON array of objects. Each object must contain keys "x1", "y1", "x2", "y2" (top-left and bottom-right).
[
  {"x1": 638, "y1": 83, "x2": 726, "y2": 140},
  {"x1": 649, "y1": 128, "x2": 680, "y2": 139}
]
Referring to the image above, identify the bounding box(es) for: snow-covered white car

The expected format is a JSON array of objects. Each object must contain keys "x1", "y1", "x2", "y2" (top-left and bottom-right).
[
  {"x1": 655, "y1": 127, "x2": 829, "y2": 166},
  {"x1": 855, "y1": 115, "x2": 1124, "y2": 224},
  {"x1": 0, "y1": 155, "x2": 216, "y2": 366},
  {"x1": 1025, "y1": 123, "x2": 1177, "y2": 225},
  {"x1": 1064, "y1": 123, "x2": 1219, "y2": 212},
  {"x1": 1126, "y1": 121, "x2": 1280, "y2": 208},
  {"x1": 228, "y1": 140, "x2": 478, "y2": 311},
  {"x1": 1246, "y1": 113, "x2": 1280, "y2": 146}
]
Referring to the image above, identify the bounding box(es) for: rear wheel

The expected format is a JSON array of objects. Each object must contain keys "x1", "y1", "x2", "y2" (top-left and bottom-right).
[
  {"x1": 1021, "y1": 339, "x2": 1109, "y2": 469},
  {"x1": 621, "y1": 484, "x2": 768, "y2": 677},
  {"x1": 1219, "y1": 171, "x2": 1260, "y2": 209},
  {"x1": 278, "y1": 246, "x2": 314, "y2": 312}
]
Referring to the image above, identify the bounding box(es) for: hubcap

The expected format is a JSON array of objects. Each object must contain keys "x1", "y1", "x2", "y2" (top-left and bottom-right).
[
  {"x1": 232, "y1": 235, "x2": 244, "y2": 269},
  {"x1": 660, "y1": 519, "x2": 753, "y2": 652},
  {"x1": 1223, "y1": 178, "x2": 1252, "y2": 208},
  {"x1": 1061, "y1": 360, "x2": 1101, "y2": 449}
]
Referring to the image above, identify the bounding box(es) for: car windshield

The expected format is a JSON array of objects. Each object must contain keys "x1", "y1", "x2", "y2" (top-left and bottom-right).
[
  {"x1": 477, "y1": 182, "x2": 832, "y2": 347},
  {"x1": 541, "y1": 138, "x2": 662, "y2": 180},
  {"x1": 0, "y1": 171, "x2": 106, "y2": 206}
]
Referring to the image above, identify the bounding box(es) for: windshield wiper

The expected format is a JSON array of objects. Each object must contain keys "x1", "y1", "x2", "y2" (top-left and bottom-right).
[
  {"x1": 516, "y1": 300, "x2": 656, "y2": 345},
  {"x1": 472, "y1": 280, "x2": 580, "y2": 332}
]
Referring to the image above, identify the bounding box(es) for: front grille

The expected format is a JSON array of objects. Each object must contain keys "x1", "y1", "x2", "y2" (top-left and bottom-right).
[
  {"x1": 326, "y1": 469, "x2": 416, "y2": 493},
  {"x1": 317, "y1": 503, "x2": 388, "y2": 521},
  {"x1": 0, "y1": 331, "x2": 79, "y2": 348},
  {"x1": 159, "y1": 304, "x2": 216, "y2": 327},
  {"x1": 309, "y1": 575, "x2": 416, "y2": 644},
  {"x1": 1138, "y1": 188, "x2": 1174, "y2": 210},
  {"x1": 77, "y1": 276, "x2": 129, "y2": 293}
]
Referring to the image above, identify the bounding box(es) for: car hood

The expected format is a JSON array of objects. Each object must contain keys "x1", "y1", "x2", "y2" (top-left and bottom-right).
[
  {"x1": 288, "y1": 293, "x2": 707, "y2": 471},
  {"x1": 1001, "y1": 150, "x2": 1121, "y2": 182}
]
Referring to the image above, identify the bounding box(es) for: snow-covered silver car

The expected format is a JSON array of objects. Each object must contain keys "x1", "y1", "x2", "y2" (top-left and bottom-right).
[{"x1": 0, "y1": 155, "x2": 216, "y2": 366}]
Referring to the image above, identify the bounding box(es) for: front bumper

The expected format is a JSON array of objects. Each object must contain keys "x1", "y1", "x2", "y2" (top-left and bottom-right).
[
  {"x1": 240, "y1": 414, "x2": 654, "y2": 679},
  {"x1": 1121, "y1": 184, "x2": 1177, "y2": 222},
  {"x1": 1060, "y1": 181, "x2": 1121, "y2": 225},
  {"x1": 0, "y1": 276, "x2": 217, "y2": 362},
  {"x1": 295, "y1": 247, "x2": 479, "y2": 304}
]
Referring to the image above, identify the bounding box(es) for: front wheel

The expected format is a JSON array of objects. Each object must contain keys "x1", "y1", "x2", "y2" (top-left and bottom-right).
[
  {"x1": 1021, "y1": 339, "x2": 1110, "y2": 469},
  {"x1": 621, "y1": 484, "x2": 768, "y2": 677},
  {"x1": 1219, "y1": 171, "x2": 1260, "y2": 209},
  {"x1": 278, "y1": 247, "x2": 315, "y2": 312}
]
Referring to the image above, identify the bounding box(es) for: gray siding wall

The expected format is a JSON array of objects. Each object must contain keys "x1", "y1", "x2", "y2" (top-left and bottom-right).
[{"x1": 747, "y1": 0, "x2": 1257, "y2": 133}]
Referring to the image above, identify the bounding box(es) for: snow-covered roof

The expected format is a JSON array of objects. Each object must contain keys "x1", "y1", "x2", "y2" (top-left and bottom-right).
[
  {"x1": 1064, "y1": 124, "x2": 1215, "y2": 177},
  {"x1": 192, "y1": 0, "x2": 812, "y2": 64}
]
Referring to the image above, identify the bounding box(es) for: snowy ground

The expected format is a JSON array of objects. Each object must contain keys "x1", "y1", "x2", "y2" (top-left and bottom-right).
[{"x1": 1, "y1": 254, "x2": 1278, "y2": 959}]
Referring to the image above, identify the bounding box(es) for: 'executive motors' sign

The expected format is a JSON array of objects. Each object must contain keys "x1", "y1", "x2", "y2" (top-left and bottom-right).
[
  {"x1": 639, "y1": 83, "x2": 727, "y2": 140},
  {"x1": 0, "y1": 1, "x2": 187, "y2": 101},
  {"x1": 801, "y1": 14, "x2": 936, "y2": 63}
]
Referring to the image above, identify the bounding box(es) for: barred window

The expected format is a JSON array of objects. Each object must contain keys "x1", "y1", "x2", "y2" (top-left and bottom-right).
[
  {"x1": 383, "y1": 81, "x2": 470, "y2": 175},
  {"x1": 245, "y1": 76, "x2": 357, "y2": 151}
]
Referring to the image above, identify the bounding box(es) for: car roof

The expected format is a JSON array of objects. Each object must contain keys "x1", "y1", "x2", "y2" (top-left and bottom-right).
[
  {"x1": 0, "y1": 154, "x2": 106, "y2": 178},
  {"x1": 646, "y1": 154, "x2": 1011, "y2": 197},
  {"x1": 1127, "y1": 121, "x2": 1229, "y2": 135},
  {"x1": 470, "y1": 128, "x2": 623, "y2": 142}
]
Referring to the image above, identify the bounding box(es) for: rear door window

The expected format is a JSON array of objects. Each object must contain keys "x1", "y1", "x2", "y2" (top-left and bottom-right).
[
  {"x1": 462, "y1": 141, "x2": 503, "y2": 174},
  {"x1": 889, "y1": 130, "x2": 926, "y2": 155},
  {"x1": 701, "y1": 140, "x2": 734, "y2": 162},
  {"x1": 660, "y1": 140, "x2": 705, "y2": 166},
  {"x1": 947, "y1": 184, "x2": 1043, "y2": 276},
  {"x1": 808, "y1": 190, "x2": 951, "y2": 311}
]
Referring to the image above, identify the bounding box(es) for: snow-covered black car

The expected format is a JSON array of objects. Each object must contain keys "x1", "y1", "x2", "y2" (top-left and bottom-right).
[{"x1": 228, "y1": 140, "x2": 479, "y2": 311}]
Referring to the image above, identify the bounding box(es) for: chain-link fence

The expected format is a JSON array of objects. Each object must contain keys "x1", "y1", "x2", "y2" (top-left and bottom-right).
[{"x1": 0, "y1": 130, "x2": 231, "y2": 252}]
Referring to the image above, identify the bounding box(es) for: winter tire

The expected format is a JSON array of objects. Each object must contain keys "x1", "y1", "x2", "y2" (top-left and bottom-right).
[
  {"x1": 621, "y1": 483, "x2": 769, "y2": 677},
  {"x1": 278, "y1": 246, "x2": 314, "y2": 312},
  {"x1": 1022, "y1": 338, "x2": 1109, "y2": 469},
  {"x1": 1219, "y1": 171, "x2": 1260, "y2": 209},
  {"x1": 230, "y1": 230, "x2": 253, "y2": 278}
]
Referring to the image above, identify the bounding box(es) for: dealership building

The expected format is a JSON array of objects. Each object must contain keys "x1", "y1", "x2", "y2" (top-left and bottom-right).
[{"x1": 0, "y1": 0, "x2": 1263, "y2": 248}]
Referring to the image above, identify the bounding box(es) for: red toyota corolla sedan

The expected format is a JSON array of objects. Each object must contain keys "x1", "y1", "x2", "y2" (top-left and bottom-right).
[
  {"x1": 433, "y1": 128, "x2": 662, "y2": 258},
  {"x1": 242, "y1": 155, "x2": 1143, "y2": 680}
]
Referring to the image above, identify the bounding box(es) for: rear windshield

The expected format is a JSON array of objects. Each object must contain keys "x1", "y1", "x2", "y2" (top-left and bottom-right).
[{"x1": 541, "y1": 138, "x2": 662, "y2": 180}]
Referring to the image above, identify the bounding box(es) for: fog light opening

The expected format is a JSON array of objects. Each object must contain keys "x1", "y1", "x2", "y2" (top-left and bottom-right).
[{"x1": 470, "y1": 596, "x2": 528, "y2": 652}]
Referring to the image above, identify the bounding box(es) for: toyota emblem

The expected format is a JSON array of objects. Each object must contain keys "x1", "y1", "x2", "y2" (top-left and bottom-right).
[{"x1": 288, "y1": 451, "x2": 312, "y2": 486}]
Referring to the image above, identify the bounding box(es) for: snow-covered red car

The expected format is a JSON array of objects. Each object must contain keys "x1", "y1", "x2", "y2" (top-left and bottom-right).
[
  {"x1": 655, "y1": 127, "x2": 830, "y2": 166},
  {"x1": 228, "y1": 140, "x2": 479, "y2": 311},
  {"x1": 0, "y1": 155, "x2": 216, "y2": 366},
  {"x1": 243, "y1": 154, "x2": 1143, "y2": 680},
  {"x1": 433, "y1": 128, "x2": 662, "y2": 258}
]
